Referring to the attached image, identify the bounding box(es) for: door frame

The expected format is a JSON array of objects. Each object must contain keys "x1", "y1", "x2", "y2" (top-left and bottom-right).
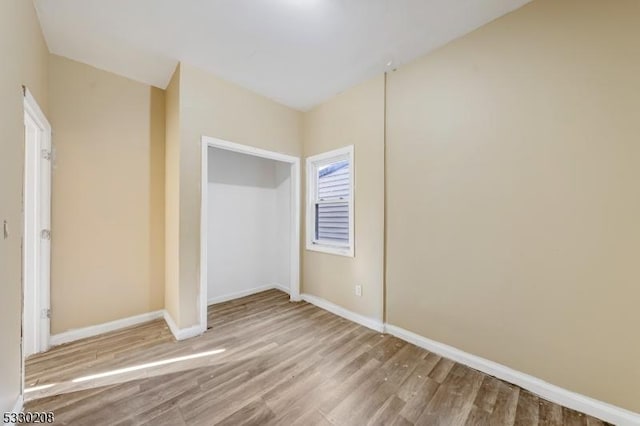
[
  {"x1": 200, "y1": 136, "x2": 301, "y2": 332},
  {"x1": 22, "y1": 87, "x2": 52, "y2": 360}
]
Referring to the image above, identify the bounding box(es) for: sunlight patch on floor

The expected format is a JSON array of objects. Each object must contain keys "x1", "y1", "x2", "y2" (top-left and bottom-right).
[
  {"x1": 72, "y1": 349, "x2": 226, "y2": 383},
  {"x1": 24, "y1": 348, "x2": 227, "y2": 402}
]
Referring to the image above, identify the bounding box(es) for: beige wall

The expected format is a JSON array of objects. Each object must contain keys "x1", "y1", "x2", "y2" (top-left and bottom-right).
[
  {"x1": 169, "y1": 62, "x2": 302, "y2": 327},
  {"x1": 301, "y1": 76, "x2": 385, "y2": 321},
  {"x1": 0, "y1": 0, "x2": 49, "y2": 412},
  {"x1": 164, "y1": 65, "x2": 181, "y2": 324},
  {"x1": 385, "y1": 0, "x2": 640, "y2": 412},
  {"x1": 49, "y1": 55, "x2": 165, "y2": 334}
]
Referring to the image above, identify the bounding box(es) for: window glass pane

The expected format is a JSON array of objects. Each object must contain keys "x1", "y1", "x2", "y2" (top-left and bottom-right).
[
  {"x1": 317, "y1": 160, "x2": 349, "y2": 200},
  {"x1": 315, "y1": 201, "x2": 349, "y2": 244}
]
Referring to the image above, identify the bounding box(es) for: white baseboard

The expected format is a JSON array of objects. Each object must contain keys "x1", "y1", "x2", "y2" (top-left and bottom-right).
[
  {"x1": 384, "y1": 324, "x2": 640, "y2": 426},
  {"x1": 162, "y1": 310, "x2": 205, "y2": 341},
  {"x1": 49, "y1": 311, "x2": 164, "y2": 346},
  {"x1": 300, "y1": 293, "x2": 384, "y2": 333},
  {"x1": 49, "y1": 309, "x2": 204, "y2": 345},
  {"x1": 273, "y1": 283, "x2": 290, "y2": 294},
  {"x1": 207, "y1": 284, "x2": 289, "y2": 305}
]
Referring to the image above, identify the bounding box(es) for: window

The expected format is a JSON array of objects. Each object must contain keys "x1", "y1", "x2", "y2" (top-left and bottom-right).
[{"x1": 306, "y1": 146, "x2": 354, "y2": 257}]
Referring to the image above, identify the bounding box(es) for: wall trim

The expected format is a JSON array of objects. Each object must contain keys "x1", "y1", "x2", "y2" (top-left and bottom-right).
[
  {"x1": 162, "y1": 310, "x2": 204, "y2": 341},
  {"x1": 384, "y1": 324, "x2": 640, "y2": 426},
  {"x1": 207, "y1": 284, "x2": 289, "y2": 306},
  {"x1": 273, "y1": 283, "x2": 290, "y2": 294},
  {"x1": 300, "y1": 293, "x2": 384, "y2": 333},
  {"x1": 49, "y1": 311, "x2": 164, "y2": 346},
  {"x1": 49, "y1": 308, "x2": 210, "y2": 345},
  {"x1": 22, "y1": 87, "x2": 53, "y2": 357},
  {"x1": 47, "y1": 283, "x2": 293, "y2": 346}
]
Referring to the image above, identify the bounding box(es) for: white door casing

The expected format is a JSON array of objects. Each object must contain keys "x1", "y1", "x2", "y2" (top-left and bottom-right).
[{"x1": 23, "y1": 88, "x2": 51, "y2": 358}]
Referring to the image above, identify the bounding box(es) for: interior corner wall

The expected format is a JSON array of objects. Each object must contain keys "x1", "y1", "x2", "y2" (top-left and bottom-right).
[
  {"x1": 0, "y1": 0, "x2": 49, "y2": 412},
  {"x1": 164, "y1": 64, "x2": 181, "y2": 325},
  {"x1": 301, "y1": 75, "x2": 385, "y2": 322},
  {"x1": 48, "y1": 54, "x2": 166, "y2": 334},
  {"x1": 385, "y1": 0, "x2": 640, "y2": 412},
  {"x1": 173, "y1": 62, "x2": 302, "y2": 328}
]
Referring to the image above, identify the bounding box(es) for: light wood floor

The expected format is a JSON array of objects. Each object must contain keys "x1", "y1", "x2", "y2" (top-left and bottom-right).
[{"x1": 25, "y1": 290, "x2": 608, "y2": 425}]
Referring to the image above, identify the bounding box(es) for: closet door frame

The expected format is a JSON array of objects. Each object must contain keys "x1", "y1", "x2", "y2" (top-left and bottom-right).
[{"x1": 200, "y1": 136, "x2": 301, "y2": 331}]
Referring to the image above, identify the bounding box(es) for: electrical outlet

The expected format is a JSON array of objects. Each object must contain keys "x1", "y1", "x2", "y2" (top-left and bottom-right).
[{"x1": 355, "y1": 284, "x2": 362, "y2": 297}]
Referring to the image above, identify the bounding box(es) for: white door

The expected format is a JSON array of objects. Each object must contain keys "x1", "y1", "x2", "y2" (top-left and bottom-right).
[{"x1": 23, "y1": 89, "x2": 51, "y2": 357}]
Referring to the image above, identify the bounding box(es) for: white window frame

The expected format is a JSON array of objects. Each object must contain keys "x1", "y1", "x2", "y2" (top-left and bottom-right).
[{"x1": 306, "y1": 145, "x2": 354, "y2": 257}]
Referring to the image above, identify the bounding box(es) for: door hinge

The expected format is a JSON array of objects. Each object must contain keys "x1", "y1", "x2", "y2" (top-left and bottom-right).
[
  {"x1": 41, "y1": 309, "x2": 51, "y2": 319},
  {"x1": 40, "y1": 229, "x2": 51, "y2": 240},
  {"x1": 41, "y1": 149, "x2": 52, "y2": 161}
]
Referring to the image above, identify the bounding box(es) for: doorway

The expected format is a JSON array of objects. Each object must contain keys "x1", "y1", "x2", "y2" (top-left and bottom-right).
[
  {"x1": 200, "y1": 137, "x2": 300, "y2": 332},
  {"x1": 22, "y1": 87, "x2": 52, "y2": 358}
]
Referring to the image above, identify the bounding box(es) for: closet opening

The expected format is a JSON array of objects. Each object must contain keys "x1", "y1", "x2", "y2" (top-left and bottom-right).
[{"x1": 199, "y1": 137, "x2": 301, "y2": 331}]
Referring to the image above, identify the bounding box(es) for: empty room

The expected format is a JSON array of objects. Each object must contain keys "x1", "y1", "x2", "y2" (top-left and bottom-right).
[{"x1": 1, "y1": 0, "x2": 639, "y2": 425}]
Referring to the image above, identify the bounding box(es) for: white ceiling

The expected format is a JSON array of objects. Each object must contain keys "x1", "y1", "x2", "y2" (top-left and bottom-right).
[{"x1": 34, "y1": 0, "x2": 530, "y2": 111}]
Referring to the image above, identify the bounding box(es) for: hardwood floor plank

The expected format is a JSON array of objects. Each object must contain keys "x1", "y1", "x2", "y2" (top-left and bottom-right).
[
  {"x1": 139, "y1": 407, "x2": 186, "y2": 426},
  {"x1": 487, "y1": 382, "x2": 520, "y2": 425},
  {"x1": 396, "y1": 351, "x2": 440, "y2": 402},
  {"x1": 326, "y1": 344, "x2": 419, "y2": 424},
  {"x1": 367, "y1": 395, "x2": 406, "y2": 426},
  {"x1": 473, "y1": 376, "x2": 502, "y2": 413},
  {"x1": 538, "y1": 397, "x2": 564, "y2": 426},
  {"x1": 390, "y1": 415, "x2": 416, "y2": 426},
  {"x1": 215, "y1": 398, "x2": 276, "y2": 426},
  {"x1": 465, "y1": 406, "x2": 492, "y2": 426},
  {"x1": 428, "y1": 357, "x2": 456, "y2": 383},
  {"x1": 397, "y1": 376, "x2": 441, "y2": 423},
  {"x1": 563, "y1": 407, "x2": 589, "y2": 426},
  {"x1": 514, "y1": 389, "x2": 540, "y2": 425},
  {"x1": 414, "y1": 364, "x2": 484, "y2": 425},
  {"x1": 586, "y1": 417, "x2": 607, "y2": 426}
]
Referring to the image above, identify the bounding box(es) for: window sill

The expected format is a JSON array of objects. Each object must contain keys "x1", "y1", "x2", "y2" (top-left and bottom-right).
[{"x1": 306, "y1": 243, "x2": 354, "y2": 258}]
